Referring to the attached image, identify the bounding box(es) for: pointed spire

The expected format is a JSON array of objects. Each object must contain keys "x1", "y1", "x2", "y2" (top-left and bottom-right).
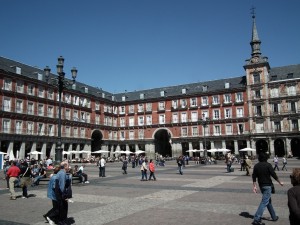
[{"x1": 250, "y1": 7, "x2": 261, "y2": 58}]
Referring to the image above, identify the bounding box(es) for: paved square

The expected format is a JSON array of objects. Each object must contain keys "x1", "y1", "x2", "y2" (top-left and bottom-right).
[{"x1": 0, "y1": 158, "x2": 295, "y2": 225}]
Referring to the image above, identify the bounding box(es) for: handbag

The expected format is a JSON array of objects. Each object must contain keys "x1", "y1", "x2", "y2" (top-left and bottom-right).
[{"x1": 271, "y1": 183, "x2": 275, "y2": 194}]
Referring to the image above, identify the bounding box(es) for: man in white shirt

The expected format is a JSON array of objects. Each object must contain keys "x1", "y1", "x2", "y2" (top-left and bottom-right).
[{"x1": 99, "y1": 157, "x2": 106, "y2": 177}]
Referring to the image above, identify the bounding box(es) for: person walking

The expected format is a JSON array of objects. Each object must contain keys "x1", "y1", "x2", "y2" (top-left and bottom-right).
[
  {"x1": 99, "y1": 157, "x2": 106, "y2": 177},
  {"x1": 282, "y1": 156, "x2": 287, "y2": 171},
  {"x1": 252, "y1": 152, "x2": 283, "y2": 225},
  {"x1": 148, "y1": 159, "x2": 157, "y2": 181},
  {"x1": 140, "y1": 159, "x2": 148, "y2": 181},
  {"x1": 6, "y1": 161, "x2": 20, "y2": 200},
  {"x1": 245, "y1": 156, "x2": 252, "y2": 176},
  {"x1": 19, "y1": 161, "x2": 31, "y2": 199},
  {"x1": 43, "y1": 164, "x2": 61, "y2": 225},
  {"x1": 287, "y1": 168, "x2": 300, "y2": 225},
  {"x1": 122, "y1": 158, "x2": 128, "y2": 174},
  {"x1": 273, "y1": 155, "x2": 279, "y2": 171},
  {"x1": 177, "y1": 156, "x2": 183, "y2": 175}
]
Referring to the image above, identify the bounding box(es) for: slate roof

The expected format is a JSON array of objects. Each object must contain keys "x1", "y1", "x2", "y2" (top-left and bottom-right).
[{"x1": 0, "y1": 56, "x2": 299, "y2": 103}]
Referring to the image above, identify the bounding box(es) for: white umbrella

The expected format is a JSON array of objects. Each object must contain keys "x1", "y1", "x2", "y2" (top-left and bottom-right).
[
  {"x1": 124, "y1": 150, "x2": 133, "y2": 154},
  {"x1": 186, "y1": 149, "x2": 195, "y2": 152},
  {"x1": 29, "y1": 150, "x2": 43, "y2": 155},
  {"x1": 92, "y1": 150, "x2": 110, "y2": 154},
  {"x1": 217, "y1": 148, "x2": 231, "y2": 152},
  {"x1": 239, "y1": 148, "x2": 256, "y2": 152},
  {"x1": 0, "y1": 151, "x2": 7, "y2": 154},
  {"x1": 62, "y1": 151, "x2": 70, "y2": 155},
  {"x1": 194, "y1": 149, "x2": 205, "y2": 152},
  {"x1": 207, "y1": 149, "x2": 218, "y2": 153},
  {"x1": 135, "y1": 150, "x2": 145, "y2": 155}
]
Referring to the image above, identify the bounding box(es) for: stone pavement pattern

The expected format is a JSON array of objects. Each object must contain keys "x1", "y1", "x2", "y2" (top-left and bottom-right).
[{"x1": 0, "y1": 158, "x2": 296, "y2": 225}]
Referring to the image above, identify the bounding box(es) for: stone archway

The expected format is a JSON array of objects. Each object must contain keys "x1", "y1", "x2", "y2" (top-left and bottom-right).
[
  {"x1": 91, "y1": 130, "x2": 103, "y2": 152},
  {"x1": 274, "y1": 138, "x2": 285, "y2": 157},
  {"x1": 291, "y1": 138, "x2": 300, "y2": 157},
  {"x1": 154, "y1": 129, "x2": 172, "y2": 157},
  {"x1": 256, "y1": 139, "x2": 268, "y2": 153}
]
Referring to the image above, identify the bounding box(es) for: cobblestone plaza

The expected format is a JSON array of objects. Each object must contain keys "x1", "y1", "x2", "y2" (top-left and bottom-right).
[{"x1": 0, "y1": 159, "x2": 296, "y2": 225}]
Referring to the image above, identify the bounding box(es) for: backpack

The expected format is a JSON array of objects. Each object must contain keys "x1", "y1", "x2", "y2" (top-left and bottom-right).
[{"x1": 62, "y1": 174, "x2": 72, "y2": 199}]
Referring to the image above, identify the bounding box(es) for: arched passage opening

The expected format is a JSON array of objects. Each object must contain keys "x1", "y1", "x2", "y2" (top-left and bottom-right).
[
  {"x1": 274, "y1": 138, "x2": 285, "y2": 157},
  {"x1": 291, "y1": 138, "x2": 300, "y2": 157},
  {"x1": 256, "y1": 139, "x2": 268, "y2": 154},
  {"x1": 91, "y1": 130, "x2": 103, "y2": 152},
  {"x1": 154, "y1": 129, "x2": 172, "y2": 157}
]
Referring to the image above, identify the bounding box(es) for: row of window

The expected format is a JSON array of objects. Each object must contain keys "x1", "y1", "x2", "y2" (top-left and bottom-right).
[{"x1": 2, "y1": 119, "x2": 86, "y2": 138}]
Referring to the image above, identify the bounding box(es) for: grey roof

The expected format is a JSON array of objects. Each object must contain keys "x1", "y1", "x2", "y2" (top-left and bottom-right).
[{"x1": 0, "y1": 56, "x2": 299, "y2": 103}]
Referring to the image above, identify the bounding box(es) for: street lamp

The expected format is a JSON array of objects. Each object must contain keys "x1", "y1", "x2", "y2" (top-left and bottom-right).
[
  {"x1": 199, "y1": 113, "x2": 209, "y2": 159},
  {"x1": 44, "y1": 56, "x2": 78, "y2": 163}
]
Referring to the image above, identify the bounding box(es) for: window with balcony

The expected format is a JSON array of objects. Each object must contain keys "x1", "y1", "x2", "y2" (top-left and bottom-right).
[
  {"x1": 213, "y1": 110, "x2": 220, "y2": 120},
  {"x1": 256, "y1": 106, "x2": 262, "y2": 116},
  {"x1": 214, "y1": 125, "x2": 221, "y2": 135},
  {"x1": 272, "y1": 103, "x2": 279, "y2": 114},
  {"x1": 104, "y1": 117, "x2": 108, "y2": 126},
  {"x1": 225, "y1": 108, "x2": 231, "y2": 118},
  {"x1": 292, "y1": 120, "x2": 299, "y2": 131},
  {"x1": 255, "y1": 90, "x2": 261, "y2": 99},
  {"x1": 65, "y1": 109, "x2": 70, "y2": 120},
  {"x1": 96, "y1": 115, "x2": 100, "y2": 125},
  {"x1": 212, "y1": 95, "x2": 219, "y2": 105},
  {"x1": 16, "y1": 100, "x2": 23, "y2": 113},
  {"x1": 38, "y1": 87, "x2": 44, "y2": 98},
  {"x1": 289, "y1": 101, "x2": 297, "y2": 113},
  {"x1": 16, "y1": 81, "x2": 24, "y2": 93},
  {"x1": 119, "y1": 106, "x2": 125, "y2": 114},
  {"x1": 81, "y1": 112, "x2": 86, "y2": 122},
  {"x1": 138, "y1": 129, "x2": 144, "y2": 139},
  {"x1": 28, "y1": 102, "x2": 34, "y2": 115},
  {"x1": 80, "y1": 128, "x2": 85, "y2": 138},
  {"x1": 253, "y1": 73, "x2": 260, "y2": 84},
  {"x1": 64, "y1": 93, "x2": 71, "y2": 103},
  {"x1": 287, "y1": 86, "x2": 296, "y2": 96},
  {"x1": 95, "y1": 101, "x2": 100, "y2": 111},
  {"x1": 190, "y1": 98, "x2": 197, "y2": 107},
  {"x1": 138, "y1": 104, "x2": 144, "y2": 113},
  {"x1": 274, "y1": 121, "x2": 281, "y2": 132},
  {"x1": 226, "y1": 124, "x2": 232, "y2": 135},
  {"x1": 47, "y1": 106, "x2": 53, "y2": 117},
  {"x1": 38, "y1": 123, "x2": 45, "y2": 135},
  {"x1": 172, "y1": 100, "x2": 178, "y2": 109},
  {"x1": 237, "y1": 108, "x2": 244, "y2": 118},
  {"x1": 28, "y1": 84, "x2": 34, "y2": 95},
  {"x1": 236, "y1": 92, "x2": 243, "y2": 102},
  {"x1": 120, "y1": 118, "x2": 126, "y2": 127},
  {"x1": 159, "y1": 114, "x2": 165, "y2": 124},
  {"x1": 38, "y1": 104, "x2": 44, "y2": 116},
  {"x1": 129, "y1": 130, "x2": 134, "y2": 140},
  {"x1": 113, "y1": 117, "x2": 117, "y2": 126},
  {"x1": 129, "y1": 105, "x2": 134, "y2": 114},
  {"x1": 16, "y1": 121, "x2": 22, "y2": 134},
  {"x1": 181, "y1": 112, "x2": 187, "y2": 123},
  {"x1": 27, "y1": 122, "x2": 34, "y2": 135},
  {"x1": 191, "y1": 111, "x2": 198, "y2": 122},
  {"x1": 180, "y1": 99, "x2": 187, "y2": 108},
  {"x1": 120, "y1": 131, "x2": 125, "y2": 140},
  {"x1": 238, "y1": 124, "x2": 244, "y2": 134},
  {"x1": 3, "y1": 97, "x2": 11, "y2": 112},
  {"x1": 73, "y1": 110, "x2": 79, "y2": 121},
  {"x1": 224, "y1": 94, "x2": 231, "y2": 103},
  {"x1": 192, "y1": 126, "x2": 198, "y2": 136},
  {"x1": 4, "y1": 79, "x2": 12, "y2": 91},
  {"x1": 146, "y1": 103, "x2": 152, "y2": 111},
  {"x1": 73, "y1": 127, "x2": 78, "y2": 137},
  {"x1": 73, "y1": 96, "x2": 79, "y2": 105},
  {"x1": 270, "y1": 88, "x2": 279, "y2": 98},
  {"x1": 158, "y1": 102, "x2": 165, "y2": 111},
  {"x1": 181, "y1": 127, "x2": 188, "y2": 137},
  {"x1": 138, "y1": 116, "x2": 144, "y2": 126},
  {"x1": 65, "y1": 126, "x2": 70, "y2": 137},
  {"x1": 3, "y1": 119, "x2": 10, "y2": 133},
  {"x1": 172, "y1": 113, "x2": 178, "y2": 123},
  {"x1": 146, "y1": 115, "x2": 152, "y2": 125},
  {"x1": 129, "y1": 117, "x2": 135, "y2": 126}
]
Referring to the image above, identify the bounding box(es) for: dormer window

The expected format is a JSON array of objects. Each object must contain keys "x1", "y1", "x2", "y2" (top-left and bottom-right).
[
  {"x1": 84, "y1": 87, "x2": 88, "y2": 93},
  {"x1": 202, "y1": 85, "x2": 208, "y2": 92},
  {"x1": 225, "y1": 82, "x2": 230, "y2": 89},
  {"x1": 253, "y1": 72, "x2": 260, "y2": 84},
  {"x1": 112, "y1": 95, "x2": 115, "y2": 101},
  {"x1": 287, "y1": 73, "x2": 294, "y2": 79},
  {"x1": 140, "y1": 93, "x2": 144, "y2": 99},
  {"x1": 182, "y1": 88, "x2": 186, "y2": 94},
  {"x1": 72, "y1": 83, "x2": 76, "y2": 90},
  {"x1": 38, "y1": 73, "x2": 43, "y2": 81},
  {"x1": 160, "y1": 91, "x2": 165, "y2": 97},
  {"x1": 102, "y1": 93, "x2": 105, "y2": 98},
  {"x1": 122, "y1": 96, "x2": 126, "y2": 101},
  {"x1": 271, "y1": 75, "x2": 277, "y2": 81}
]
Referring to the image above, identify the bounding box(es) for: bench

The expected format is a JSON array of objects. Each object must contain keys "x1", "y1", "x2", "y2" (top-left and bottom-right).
[{"x1": 38, "y1": 170, "x2": 81, "y2": 185}]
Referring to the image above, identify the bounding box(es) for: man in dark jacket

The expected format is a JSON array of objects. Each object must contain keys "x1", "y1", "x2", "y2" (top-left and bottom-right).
[{"x1": 252, "y1": 152, "x2": 283, "y2": 225}]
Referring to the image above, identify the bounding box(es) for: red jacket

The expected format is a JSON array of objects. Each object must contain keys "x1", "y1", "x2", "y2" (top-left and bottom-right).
[
  {"x1": 149, "y1": 162, "x2": 155, "y2": 172},
  {"x1": 7, "y1": 165, "x2": 20, "y2": 178}
]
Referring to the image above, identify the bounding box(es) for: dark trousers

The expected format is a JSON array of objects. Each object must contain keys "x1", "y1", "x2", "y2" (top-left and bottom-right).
[
  {"x1": 99, "y1": 167, "x2": 105, "y2": 177},
  {"x1": 149, "y1": 171, "x2": 156, "y2": 180},
  {"x1": 45, "y1": 200, "x2": 59, "y2": 223},
  {"x1": 59, "y1": 199, "x2": 68, "y2": 222}
]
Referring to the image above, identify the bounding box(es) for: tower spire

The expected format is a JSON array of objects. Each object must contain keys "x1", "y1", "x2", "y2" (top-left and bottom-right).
[{"x1": 250, "y1": 7, "x2": 261, "y2": 58}]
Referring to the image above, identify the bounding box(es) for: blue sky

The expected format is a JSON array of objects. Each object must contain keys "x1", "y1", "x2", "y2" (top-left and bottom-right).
[{"x1": 1, "y1": 0, "x2": 299, "y2": 93}]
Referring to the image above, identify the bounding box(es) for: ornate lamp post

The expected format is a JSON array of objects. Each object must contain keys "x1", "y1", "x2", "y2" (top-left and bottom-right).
[
  {"x1": 44, "y1": 56, "x2": 78, "y2": 163},
  {"x1": 199, "y1": 113, "x2": 209, "y2": 159}
]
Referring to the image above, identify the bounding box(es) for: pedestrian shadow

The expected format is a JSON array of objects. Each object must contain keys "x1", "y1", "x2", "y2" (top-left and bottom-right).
[
  {"x1": 65, "y1": 217, "x2": 75, "y2": 225},
  {"x1": 16, "y1": 194, "x2": 36, "y2": 199},
  {"x1": 239, "y1": 212, "x2": 254, "y2": 219}
]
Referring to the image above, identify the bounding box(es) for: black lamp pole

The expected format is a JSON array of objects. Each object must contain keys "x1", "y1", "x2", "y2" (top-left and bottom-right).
[
  {"x1": 44, "y1": 56, "x2": 77, "y2": 163},
  {"x1": 200, "y1": 113, "x2": 209, "y2": 159}
]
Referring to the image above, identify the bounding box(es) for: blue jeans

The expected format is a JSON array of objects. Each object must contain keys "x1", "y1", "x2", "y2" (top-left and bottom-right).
[
  {"x1": 141, "y1": 170, "x2": 147, "y2": 180},
  {"x1": 254, "y1": 186, "x2": 277, "y2": 222},
  {"x1": 178, "y1": 165, "x2": 183, "y2": 175}
]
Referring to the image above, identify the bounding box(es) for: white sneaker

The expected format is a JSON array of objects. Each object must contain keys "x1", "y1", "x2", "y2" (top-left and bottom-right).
[
  {"x1": 47, "y1": 217, "x2": 55, "y2": 225},
  {"x1": 85, "y1": 181, "x2": 89, "y2": 184}
]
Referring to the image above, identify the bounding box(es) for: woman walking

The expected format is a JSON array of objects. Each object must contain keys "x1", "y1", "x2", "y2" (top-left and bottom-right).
[
  {"x1": 20, "y1": 161, "x2": 32, "y2": 199},
  {"x1": 140, "y1": 159, "x2": 148, "y2": 181},
  {"x1": 148, "y1": 159, "x2": 156, "y2": 181},
  {"x1": 122, "y1": 158, "x2": 128, "y2": 174}
]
